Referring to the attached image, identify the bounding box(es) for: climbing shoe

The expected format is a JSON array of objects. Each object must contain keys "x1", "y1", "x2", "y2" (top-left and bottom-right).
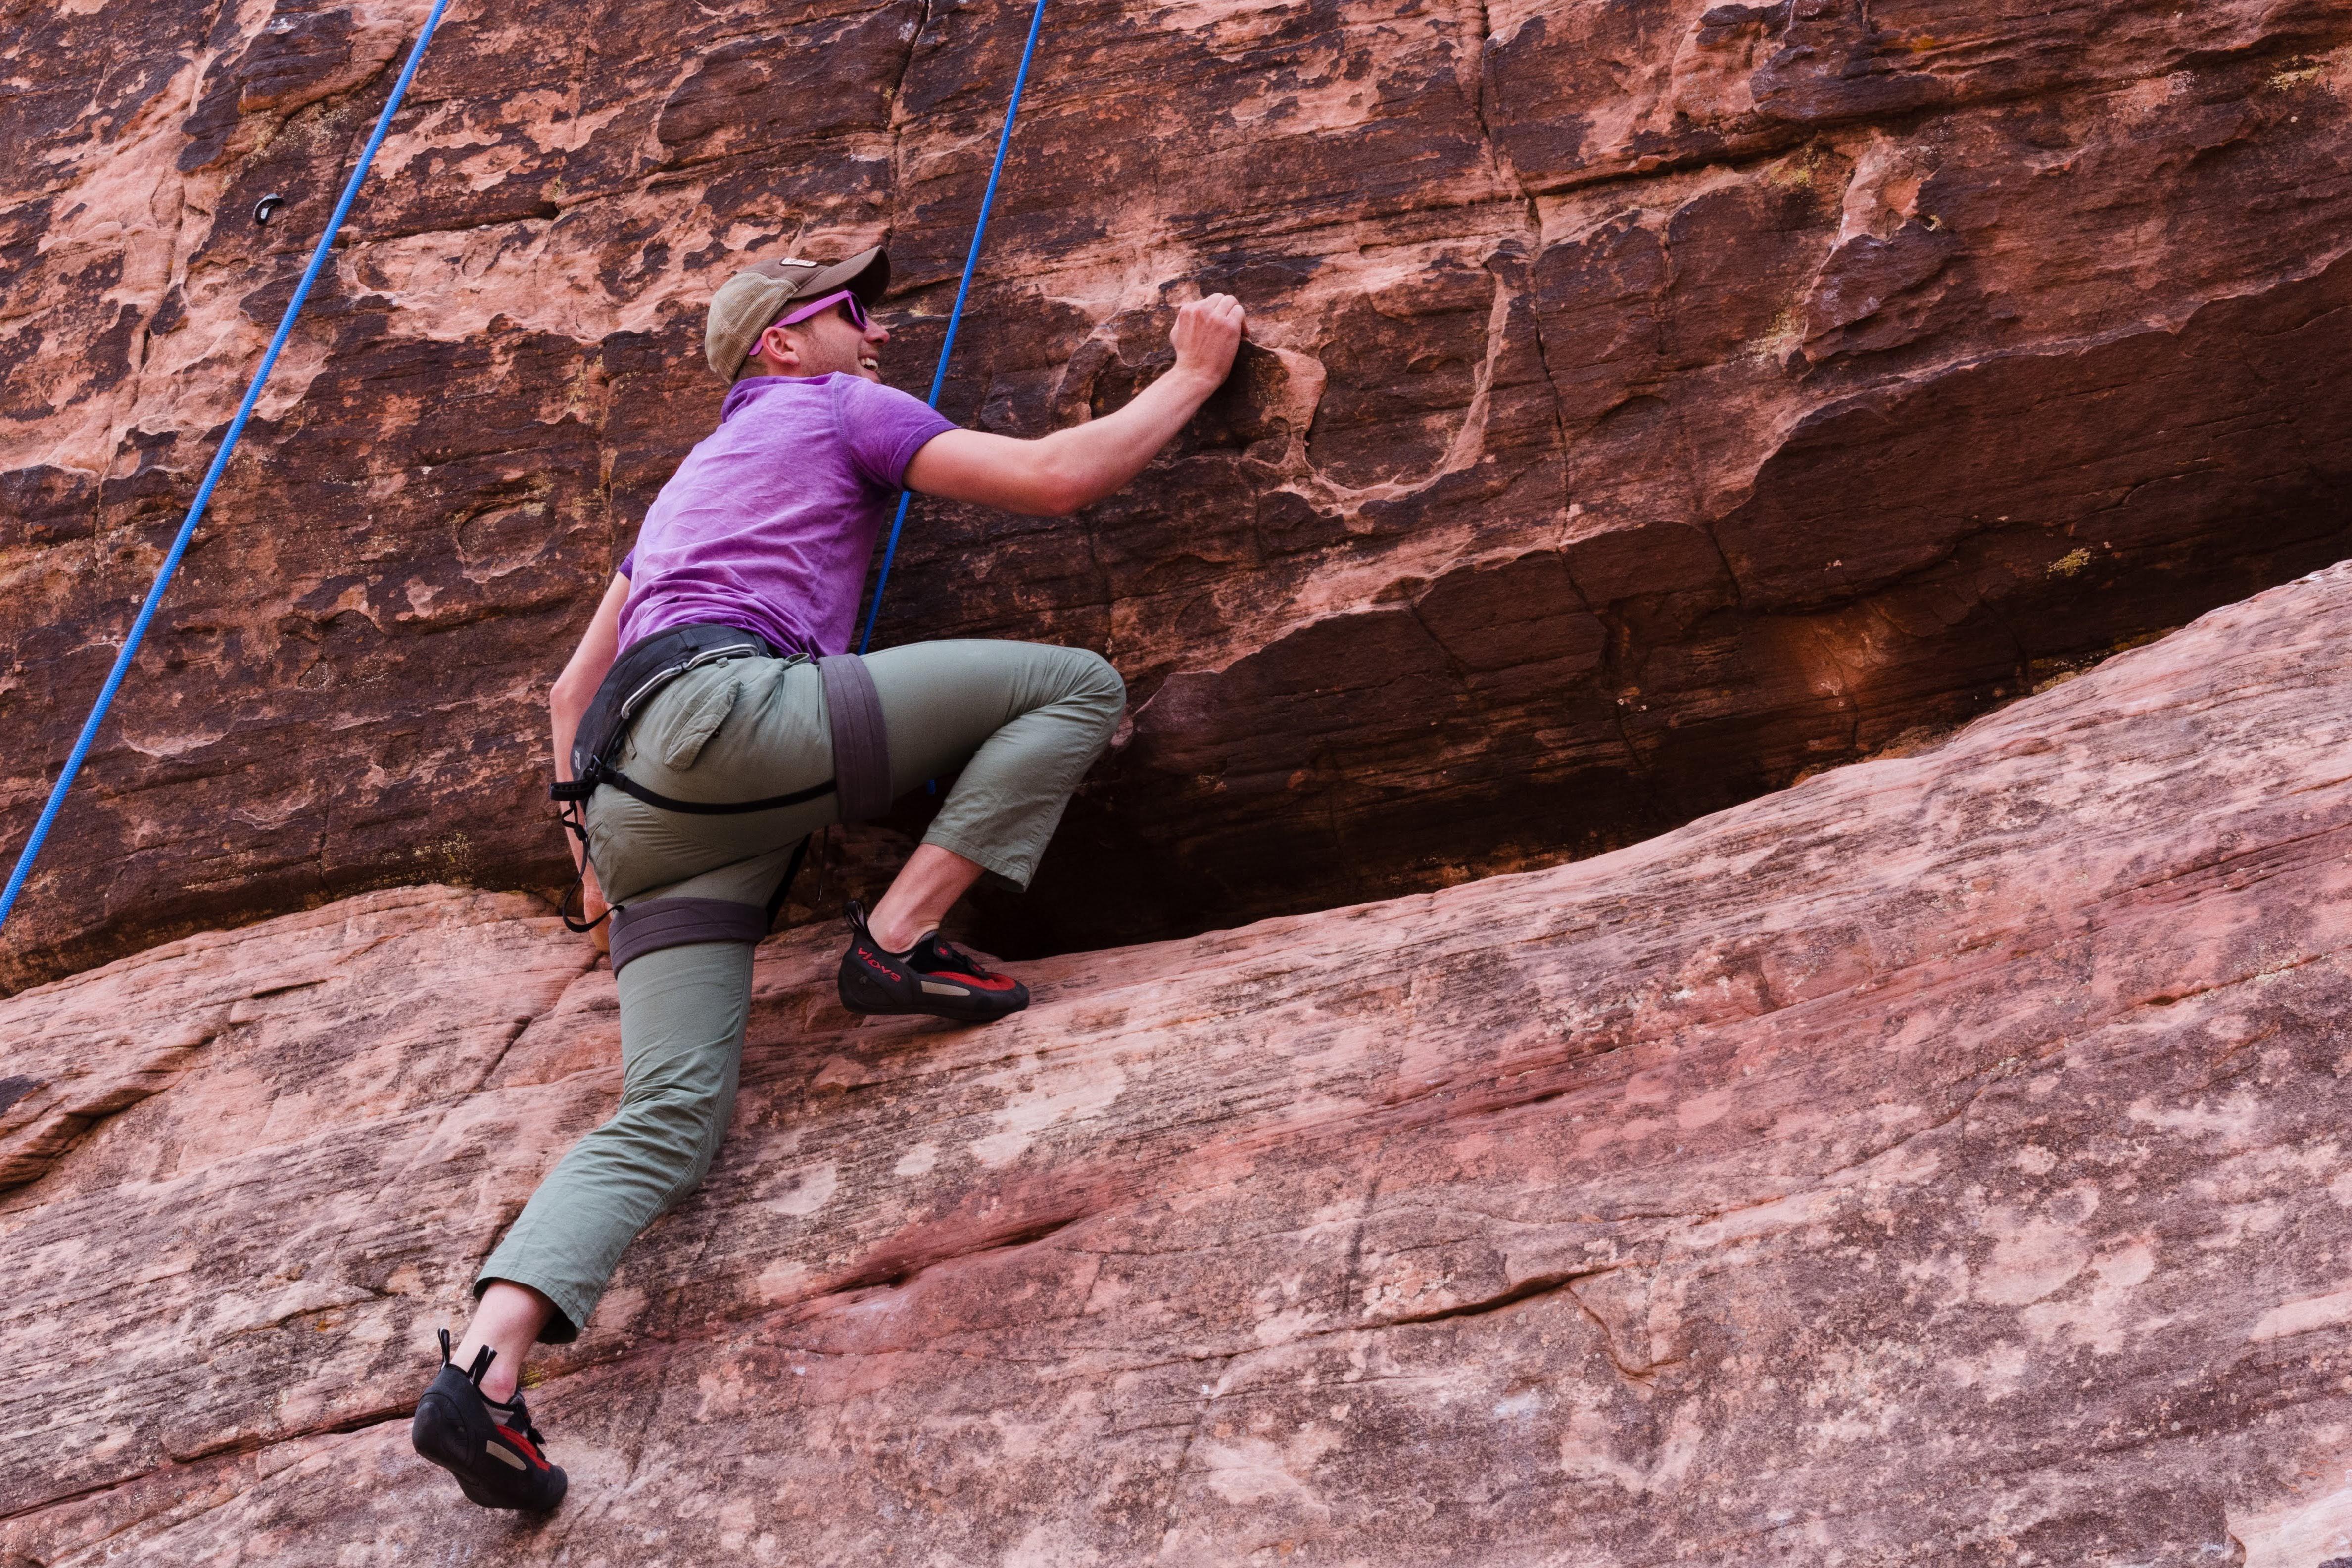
[
  {"x1": 411, "y1": 1328, "x2": 567, "y2": 1511},
  {"x1": 837, "y1": 899, "x2": 1030, "y2": 1023}
]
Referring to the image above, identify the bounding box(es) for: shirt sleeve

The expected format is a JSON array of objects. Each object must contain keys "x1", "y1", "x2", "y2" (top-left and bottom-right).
[
  {"x1": 836, "y1": 376, "x2": 959, "y2": 491},
  {"x1": 618, "y1": 547, "x2": 636, "y2": 579}
]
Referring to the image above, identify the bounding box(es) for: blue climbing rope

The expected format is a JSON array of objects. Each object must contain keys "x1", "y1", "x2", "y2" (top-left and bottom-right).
[
  {"x1": 857, "y1": 0, "x2": 1051, "y2": 656},
  {"x1": 0, "y1": 0, "x2": 456, "y2": 933}
]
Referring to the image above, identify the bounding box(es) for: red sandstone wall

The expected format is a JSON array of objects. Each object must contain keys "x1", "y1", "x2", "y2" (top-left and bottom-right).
[
  {"x1": 7, "y1": 564, "x2": 2352, "y2": 1562},
  {"x1": 4, "y1": 0, "x2": 2351, "y2": 986}
]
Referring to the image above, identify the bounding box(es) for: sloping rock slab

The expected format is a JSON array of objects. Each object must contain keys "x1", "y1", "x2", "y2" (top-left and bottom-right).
[{"x1": 9, "y1": 564, "x2": 2352, "y2": 1563}]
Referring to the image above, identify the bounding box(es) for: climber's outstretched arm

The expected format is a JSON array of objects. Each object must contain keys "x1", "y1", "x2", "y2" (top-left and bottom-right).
[{"x1": 903, "y1": 293, "x2": 1245, "y2": 517}]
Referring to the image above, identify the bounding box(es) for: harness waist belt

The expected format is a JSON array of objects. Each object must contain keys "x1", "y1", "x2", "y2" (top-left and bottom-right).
[
  {"x1": 554, "y1": 623, "x2": 787, "y2": 813},
  {"x1": 552, "y1": 627, "x2": 893, "y2": 822}
]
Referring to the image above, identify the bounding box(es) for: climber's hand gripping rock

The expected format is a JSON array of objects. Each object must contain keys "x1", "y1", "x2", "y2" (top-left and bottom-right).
[
  {"x1": 898, "y1": 293, "x2": 1247, "y2": 516},
  {"x1": 1170, "y1": 290, "x2": 1246, "y2": 384}
]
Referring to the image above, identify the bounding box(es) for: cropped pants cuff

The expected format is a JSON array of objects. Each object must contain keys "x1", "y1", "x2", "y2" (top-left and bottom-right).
[
  {"x1": 472, "y1": 1264, "x2": 591, "y2": 1347},
  {"x1": 921, "y1": 827, "x2": 1032, "y2": 894}
]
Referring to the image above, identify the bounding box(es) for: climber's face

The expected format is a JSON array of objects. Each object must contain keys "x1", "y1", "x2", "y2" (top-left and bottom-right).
[{"x1": 748, "y1": 298, "x2": 890, "y2": 383}]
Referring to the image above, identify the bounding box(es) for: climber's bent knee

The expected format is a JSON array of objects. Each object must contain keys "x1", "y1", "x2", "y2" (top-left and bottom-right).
[
  {"x1": 1066, "y1": 647, "x2": 1125, "y2": 735},
  {"x1": 854, "y1": 640, "x2": 1127, "y2": 893}
]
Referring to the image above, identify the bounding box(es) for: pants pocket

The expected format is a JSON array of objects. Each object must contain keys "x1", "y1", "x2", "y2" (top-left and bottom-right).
[{"x1": 658, "y1": 674, "x2": 741, "y2": 770}]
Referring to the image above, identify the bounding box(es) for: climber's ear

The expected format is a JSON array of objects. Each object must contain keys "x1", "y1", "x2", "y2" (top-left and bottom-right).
[{"x1": 749, "y1": 323, "x2": 802, "y2": 376}]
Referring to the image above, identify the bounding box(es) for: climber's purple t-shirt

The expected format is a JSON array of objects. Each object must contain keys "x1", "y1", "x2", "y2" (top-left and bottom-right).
[{"x1": 615, "y1": 373, "x2": 955, "y2": 657}]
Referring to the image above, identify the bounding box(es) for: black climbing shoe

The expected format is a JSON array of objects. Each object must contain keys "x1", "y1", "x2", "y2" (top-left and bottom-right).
[
  {"x1": 411, "y1": 1329, "x2": 567, "y2": 1511},
  {"x1": 836, "y1": 900, "x2": 1030, "y2": 1023}
]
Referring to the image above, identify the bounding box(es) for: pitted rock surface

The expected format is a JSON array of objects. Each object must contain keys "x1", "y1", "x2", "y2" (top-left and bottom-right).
[
  {"x1": 6, "y1": 565, "x2": 2352, "y2": 1563},
  {"x1": 5, "y1": 0, "x2": 2352, "y2": 987}
]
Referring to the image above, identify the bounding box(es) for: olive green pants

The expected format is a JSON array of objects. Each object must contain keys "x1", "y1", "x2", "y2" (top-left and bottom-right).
[{"x1": 480, "y1": 639, "x2": 1123, "y2": 1340}]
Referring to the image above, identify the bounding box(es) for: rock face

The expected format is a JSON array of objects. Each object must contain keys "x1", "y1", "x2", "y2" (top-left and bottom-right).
[
  {"x1": 5, "y1": 0, "x2": 2352, "y2": 987},
  {"x1": 7, "y1": 565, "x2": 2352, "y2": 1564}
]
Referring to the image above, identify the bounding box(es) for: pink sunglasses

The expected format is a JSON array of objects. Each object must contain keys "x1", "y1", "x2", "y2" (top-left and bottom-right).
[{"x1": 771, "y1": 289, "x2": 873, "y2": 333}]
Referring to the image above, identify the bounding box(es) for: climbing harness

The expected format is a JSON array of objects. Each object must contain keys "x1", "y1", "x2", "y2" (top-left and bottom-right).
[
  {"x1": 559, "y1": 626, "x2": 805, "y2": 817},
  {"x1": 857, "y1": 0, "x2": 1052, "y2": 655},
  {"x1": 547, "y1": 623, "x2": 892, "y2": 940},
  {"x1": 0, "y1": 0, "x2": 456, "y2": 934}
]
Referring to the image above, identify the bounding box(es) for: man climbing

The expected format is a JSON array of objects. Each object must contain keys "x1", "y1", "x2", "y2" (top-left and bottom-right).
[{"x1": 407, "y1": 245, "x2": 1244, "y2": 1510}]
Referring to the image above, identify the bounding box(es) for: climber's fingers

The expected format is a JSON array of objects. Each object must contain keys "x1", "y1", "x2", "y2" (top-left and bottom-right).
[
  {"x1": 581, "y1": 864, "x2": 611, "y2": 953},
  {"x1": 1171, "y1": 292, "x2": 1246, "y2": 384}
]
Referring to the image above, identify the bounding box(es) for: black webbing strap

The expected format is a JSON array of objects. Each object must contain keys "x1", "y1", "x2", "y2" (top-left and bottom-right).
[
  {"x1": 553, "y1": 634, "x2": 893, "y2": 821},
  {"x1": 766, "y1": 833, "x2": 814, "y2": 928},
  {"x1": 559, "y1": 874, "x2": 611, "y2": 934},
  {"x1": 608, "y1": 897, "x2": 769, "y2": 970},
  {"x1": 608, "y1": 833, "x2": 816, "y2": 972},
  {"x1": 596, "y1": 771, "x2": 834, "y2": 815},
  {"x1": 554, "y1": 623, "x2": 827, "y2": 817},
  {"x1": 817, "y1": 654, "x2": 892, "y2": 821}
]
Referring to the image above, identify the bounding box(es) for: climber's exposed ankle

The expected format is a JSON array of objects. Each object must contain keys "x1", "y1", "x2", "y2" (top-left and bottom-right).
[
  {"x1": 454, "y1": 1339, "x2": 519, "y2": 1403},
  {"x1": 454, "y1": 1280, "x2": 554, "y2": 1403},
  {"x1": 866, "y1": 843, "x2": 987, "y2": 955},
  {"x1": 866, "y1": 916, "x2": 933, "y2": 953}
]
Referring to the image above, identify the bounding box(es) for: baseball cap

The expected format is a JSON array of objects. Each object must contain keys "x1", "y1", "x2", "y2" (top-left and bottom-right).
[{"x1": 704, "y1": 246, "x2": 890, "y2": 381}]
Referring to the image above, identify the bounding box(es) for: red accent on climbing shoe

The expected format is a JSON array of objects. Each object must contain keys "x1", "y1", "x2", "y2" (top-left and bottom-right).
[
  {"x1": 493, "y1": 1425, "x2": 549, "y2": 1470},
  {"x1": 931, "y1": 969, "x2": 1017, "y2": 991}
]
